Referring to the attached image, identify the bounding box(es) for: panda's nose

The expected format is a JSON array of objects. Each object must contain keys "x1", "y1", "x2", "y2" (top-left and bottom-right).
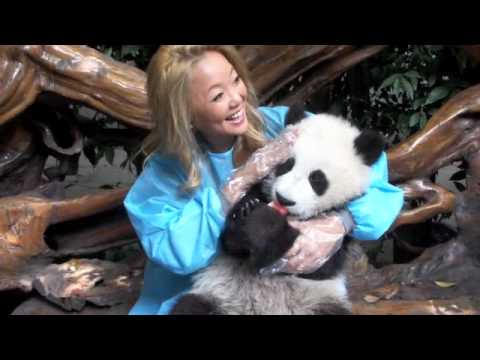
[{"x1": 276, "y1": 192, "x2": 296, "y2": 207}]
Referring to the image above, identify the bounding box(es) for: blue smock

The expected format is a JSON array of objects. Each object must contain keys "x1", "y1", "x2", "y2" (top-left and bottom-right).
[{"x1": 124, "y1": 106, "x2": 404, "y2": 315}]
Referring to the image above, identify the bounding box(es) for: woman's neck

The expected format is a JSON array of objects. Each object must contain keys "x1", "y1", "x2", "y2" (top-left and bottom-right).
[{"x1": 206, "y1": 135, "x2": 237, "y2": 153}]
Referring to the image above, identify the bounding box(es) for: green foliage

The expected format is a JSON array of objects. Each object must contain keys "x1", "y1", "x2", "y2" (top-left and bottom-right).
[
  {"x1": 75, "y1": 45, "x2": 157, "y2": 175},
  {"x1": 94, "y1": 45, "x2": 158, "y2": 70},
  {"x1": 88, "y1": 45, "x2": 477, "y2": 180},
  {"x1": 332, "y1": 45, "x2": 476, "y2": 144}
]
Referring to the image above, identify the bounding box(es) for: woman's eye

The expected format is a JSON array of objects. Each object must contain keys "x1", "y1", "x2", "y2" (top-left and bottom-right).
[
  {"x1": 212, "y1": 93, "x2": 224, "y2": 102},
  {"x1": 234, "y1": 75, "x2": 241, "y2": 84}
]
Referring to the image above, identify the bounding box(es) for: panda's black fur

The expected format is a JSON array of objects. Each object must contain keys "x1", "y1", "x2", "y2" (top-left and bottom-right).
[{"x1": 170, "y1": 105, "x2": 385, "y2": 315}]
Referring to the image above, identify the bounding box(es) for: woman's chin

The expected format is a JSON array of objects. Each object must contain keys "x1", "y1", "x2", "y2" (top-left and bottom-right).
[{"x1": 225, "y1": 119, "x2": 248, "y2": 135}]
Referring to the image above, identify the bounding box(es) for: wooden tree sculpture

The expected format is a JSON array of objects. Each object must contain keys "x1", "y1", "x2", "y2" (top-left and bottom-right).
[{"x1": 1, "y1": 45, "x2": 480, "y2": 315}]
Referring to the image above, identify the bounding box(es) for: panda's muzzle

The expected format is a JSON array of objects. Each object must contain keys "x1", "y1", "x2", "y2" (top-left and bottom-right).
[{"x1": 275, "y1": 192, "x2": 296, "y2": 207}]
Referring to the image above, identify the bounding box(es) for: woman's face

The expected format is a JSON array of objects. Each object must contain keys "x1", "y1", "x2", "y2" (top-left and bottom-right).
[{"x1": 189, "y1": 51, "x2": 249, "y2": 152}]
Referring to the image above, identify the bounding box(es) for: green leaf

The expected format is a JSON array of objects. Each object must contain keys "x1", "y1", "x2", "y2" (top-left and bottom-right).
[
  {"x1": 428, "y1": 74, "x2": 437, "y2": 87},
  {"x1": 95, "y1": 147, "x2": 105, "y2": 164},
  {"x1": 425, "y1": 86, "x2": 450, "y2": 105},
  {"x1": 419, "y1": 112, "x2": 429, "y2": 128},
  {"x1": 363, "y1": 295, "x2": 380, "y2": 304},
  {"x1": 456, "y1": 50, "x2": 468, "y2": 72},
  {"x1": 393, "y1": 78, "x2": 401, "y2": 98},
  {"x1": 83, "y1": 143, "x2": 98, "y2": 167},
  {"x1": 398, "y1": 113, "x2": 409, "y2": 124},
  {"x1": 409, "y1": 113, "x2": 420, "y2": 128},
  {"x1": 370, "y1": 67, "x2": 381, "y2": 81},
  {"x1": 454, "y1": 182, "x2": 466, "y2": 192},
  {"x1": 450, "y1": 170, "x2": 466, "y2": 181},
  {"x1": 399, "y1": 76, "x2": 414, "y2": 100},
  {"x1": 104, "y1": 47, "x2": 113, "y2": 58},
  {"x1": 458, "y1": 160, "x2": 469, "y2": 170},
  {"x1": 413, "y1": 97, "x2": 425, "y2": 110},
  {"x1": 379, "y1": 74, "x2": 399, "y2": 90},
  {"x1": 404, "y1": 70, "x2": 421, "y2": 89},
  {"x1": 121, "y1": 45, "x2": 141, "y2": 58},
  {"x1": 404, "y1": 70, "x2": 421, "y2": 79},
  {"x1": 398, "y1": 126, "x2": 410, "y2": 140},
  {"x1": 105, "y1": 147, "x2": 115, "y2": 166},
  {"x1": 434, "y1": 281, "x2": 456, "y2": 288},
  {"x1": 410, "y1": 77, "x2": 419, "y2": 91}
]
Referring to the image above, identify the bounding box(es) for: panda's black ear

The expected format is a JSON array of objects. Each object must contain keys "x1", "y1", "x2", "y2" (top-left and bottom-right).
[
  {"x1": 285, "y1": 103, "x2": 307, "y2": 127},
  {"x1": 354, "y1": 130, "x2": 386, "y2": 166}
]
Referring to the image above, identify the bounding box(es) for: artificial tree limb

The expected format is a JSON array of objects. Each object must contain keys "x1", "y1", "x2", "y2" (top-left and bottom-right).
[
  {"x1": 0, "y1": 45, "x2": 150, "y2": 129},
  {"x1": 393, "y1": 179, "x2": 456, "y2": 228},
  {"x1": 32, "y1": 257, "x2": 143, "y2": 312},
  {"x1": 353, "y1": 297, "x2": 480, "y2": 315},
  {"x1": 238, "y1": 45, "x2": 355, "y2": 103},
  {"x1": 1, "y1": 45, "x2": 382, "y2": 128},
  {"x1": 0, "y1": 183, "x2": 128, "y2": 271},
  {"x1": 279, "y1": 45, "x2": 388, "y2": 106},
  {"x1": 388, "y1": 85, "x2": 480, "y2": 184}
]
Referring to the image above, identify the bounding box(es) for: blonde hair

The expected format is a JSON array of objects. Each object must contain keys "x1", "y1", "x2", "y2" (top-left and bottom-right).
[{"x1": 142, "y1": 45, "x2": 266, "y2": 192}]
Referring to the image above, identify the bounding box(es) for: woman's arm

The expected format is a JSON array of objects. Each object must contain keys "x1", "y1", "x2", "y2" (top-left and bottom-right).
[
  {"x1": 124, "y1": 158, "x2": 225, "y2": 275},
  {"x1": 346, "y1": 152, "x2": 405, "y2": 241}
]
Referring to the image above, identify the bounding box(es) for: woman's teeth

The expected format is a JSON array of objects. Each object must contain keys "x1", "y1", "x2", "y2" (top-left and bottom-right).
[
  {"x1": 227, "y1": 111, "x2": 242, "y2": 120},
  {"x1": 227, "y1": 110, "x2": 243, "y2": 123}
]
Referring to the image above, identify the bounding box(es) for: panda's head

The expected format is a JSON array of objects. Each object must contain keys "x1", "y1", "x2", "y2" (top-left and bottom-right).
[{"x1": 267, "y1": 105, "x2": 385, "y2": 220}]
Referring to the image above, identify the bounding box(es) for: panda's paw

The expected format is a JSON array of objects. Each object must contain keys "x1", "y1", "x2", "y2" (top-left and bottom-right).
[
  {"x1": 244, "y1": 204, "x2": 287, "y2": 231},
  {"x1": 229, "y1": 195, "x2": 263, "y2": 224},
  {"x1": 245, "y1": 206, "x2": 300, "y2": 271}
]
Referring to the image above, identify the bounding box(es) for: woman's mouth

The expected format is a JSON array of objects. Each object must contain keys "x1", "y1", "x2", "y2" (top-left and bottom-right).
[{"x1": 226, "y1": 109, "x2": 245, "y2": 126}]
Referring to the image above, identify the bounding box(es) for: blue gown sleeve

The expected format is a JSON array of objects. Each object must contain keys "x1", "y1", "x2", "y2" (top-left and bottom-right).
[
  {"x1": 258, "y1": 106, "x2": 290, "y2": 139},
  {"x1": 124, "y1": 156, "x2": 225, "y2": 275},
  {"x1": 346, "y1": 152, "x2": 404, "y2": 241}
]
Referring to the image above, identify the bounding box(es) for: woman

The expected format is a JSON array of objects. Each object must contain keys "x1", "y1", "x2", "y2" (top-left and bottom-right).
[{"x1": 124, "y1": 45, "x2": 404, "y2": 315}]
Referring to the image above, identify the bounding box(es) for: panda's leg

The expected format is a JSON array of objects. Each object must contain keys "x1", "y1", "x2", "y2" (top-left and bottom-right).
[
  {"x1": 299, "y1": 240, "x2": 351, "y2": 281},
  {"x1": 311, "y1": 303, "x2": 352, "y2": 315},
  {"x1": 169, "y1": 294, "x2": 223, "y2": 315},
  {"x1": 309, "y1": 276, "x2": 352, "y2": 315}
]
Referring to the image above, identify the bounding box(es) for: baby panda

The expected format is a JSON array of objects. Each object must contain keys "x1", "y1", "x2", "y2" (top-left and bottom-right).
[{"x1": 170, "y1": 105, "x2": 385, "y2": 315}]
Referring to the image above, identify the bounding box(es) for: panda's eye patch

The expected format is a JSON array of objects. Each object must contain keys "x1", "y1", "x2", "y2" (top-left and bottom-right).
[
  {"x1": 309, "y1": 170, "x2": 328, "y2": 196},
  {"x1": 275, "y1": 158, "x2": 295, "y2": 177}
]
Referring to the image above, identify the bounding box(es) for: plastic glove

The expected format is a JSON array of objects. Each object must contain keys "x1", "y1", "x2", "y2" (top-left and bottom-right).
[
  {"x1": 259, "y1": 212, "x2": 348, "y2": 276},
  {"x1": 223, "y1": 126, "x2": 300, "y2": 209}
]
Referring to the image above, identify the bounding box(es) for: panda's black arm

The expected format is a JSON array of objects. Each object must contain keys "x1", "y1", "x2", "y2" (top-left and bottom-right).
[
  {"x1": 222, "y1": 201, "x2": 301, "y2": 272},
  {"x1": 220, "y1": 179, "x2": 270, "y2": 257},
  {"x1": 244, "y1": 205, "x2": 300, "y2": 270},
  {"x1": 220, "y1": 213, "x2": 251, "y2": 258}
]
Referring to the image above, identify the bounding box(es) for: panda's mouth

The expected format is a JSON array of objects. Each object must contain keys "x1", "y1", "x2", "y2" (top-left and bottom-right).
[
  {"x1": 275, "y1": 192, "x2": 296, "y2": 207},
  {"x1": 268, "y1": 201, "x2": 289, "y2": 216}
]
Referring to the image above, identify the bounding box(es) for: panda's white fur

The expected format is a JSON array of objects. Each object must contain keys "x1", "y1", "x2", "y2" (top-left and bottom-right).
[
  {"x1": 173, "y1": 112, "x2": 379, "y2": 315},
  {"x1": 189, "y1": 256, "x2": 350, "y2": 315},
  {"x1": 268, "y1": 113, "x2": 372, "y2": 220}
]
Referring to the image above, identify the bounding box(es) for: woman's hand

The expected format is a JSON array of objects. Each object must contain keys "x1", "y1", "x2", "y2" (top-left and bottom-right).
[
  {"x1": 284, "y1": 214, "x2": 346, "y2": 274},
  {"x1": 259, "y1": 213, "x2": 347, "y2": 276},
  {"x1": 223, "y1": 127, "x2": 300, "y2": 209}
]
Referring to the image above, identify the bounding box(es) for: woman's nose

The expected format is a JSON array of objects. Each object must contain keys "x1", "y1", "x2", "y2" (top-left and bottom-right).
[{"x1": 228, "y1": 89, "x2": 243, "y2": 107}]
